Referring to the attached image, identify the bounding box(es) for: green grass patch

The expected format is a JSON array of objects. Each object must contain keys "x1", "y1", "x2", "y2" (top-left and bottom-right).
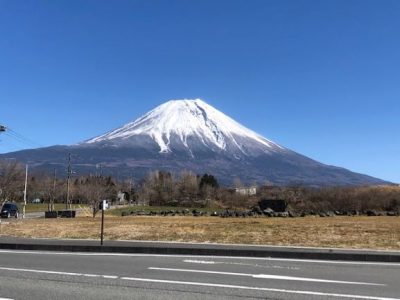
[{"x1": 20, "y1": 203, "x2": 88, "y2": 213}]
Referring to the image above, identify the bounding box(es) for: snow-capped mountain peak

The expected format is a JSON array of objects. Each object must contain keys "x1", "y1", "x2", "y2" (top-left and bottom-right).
[
  {"x1": 3, "y1": 98, "x2": 389, "y2": 186},
  {"x1": 85, "y1": 99, "x2": 283, "y2": 155}
]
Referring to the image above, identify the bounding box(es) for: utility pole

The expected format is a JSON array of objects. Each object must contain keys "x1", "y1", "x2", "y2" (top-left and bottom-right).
[
  {"x1": 66, "y1": 153, "x2": 71, "y2": 210},
  {"x1": 23, "y1": 164, "x2": 28, "y2": 219},
  {"x1": 129, "y1": 175, "x2": 133, "y2": 205},
  {"x1": 51, "y1": 169, "x2": 56, "y2": 212}
]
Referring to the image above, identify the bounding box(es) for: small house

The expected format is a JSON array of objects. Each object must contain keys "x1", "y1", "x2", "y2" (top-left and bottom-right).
[{"x1": 117, "y1": 191, "x2": 129, "y2": 204}]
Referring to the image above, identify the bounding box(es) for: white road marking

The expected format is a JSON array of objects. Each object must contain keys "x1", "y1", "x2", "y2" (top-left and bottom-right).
[
  {"x1": 183, "y1": 259, "x2": 216, "y2": 264},
  {"x1": 0, "y1": 298, "x2": 14, "y2": 300},
  {"x1": 83, "y1": 274, "x2": 100, "y2": 278},
  {"x1": 103, "y1": 275, "x2": 118, "y2": 279},
  {"x1": 0, "y1": 265, "x2": 396, "y2": 300},
  {"x1": 148, "y1": 267, "x2": 384, "y2": 286},
  {"x1": 183, "y1": 259, "x2": 299, "y2": 270},
  {"x1": 121, "y1": 277, "x2": 400, "y2": 300},
  {"x1": 0, "y1": 266, "x2": 115, "y2": 280},
  {"x1": 0, "y1": 249, "x2": 398, "y2": 266}
]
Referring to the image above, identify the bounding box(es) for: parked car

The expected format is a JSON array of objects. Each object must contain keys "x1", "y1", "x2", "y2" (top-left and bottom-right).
[{"x1": 1, "y1": 203, "x2": 19, "y2": 218}]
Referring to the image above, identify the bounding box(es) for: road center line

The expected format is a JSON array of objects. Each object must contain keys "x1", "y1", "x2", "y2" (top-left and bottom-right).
[
  {"x1": 0, "y1": 265, "x2": 395, "y2": 300},
  {"x1": 183, "y1": 259, "x2": 216, "y2": 264},
  {"x1": 183, "y1": 259, "x2": 299, "y2": 270},
  {"x1": 121, "y1": 277, "x2": 399, "y2": 300},
  {"x1": 148, "y1": 267, "x2": 384, "y2": 286}
]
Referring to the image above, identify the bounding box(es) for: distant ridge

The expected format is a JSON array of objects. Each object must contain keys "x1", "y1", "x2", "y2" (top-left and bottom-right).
[{"x1": 0, "y1": 99, "x2": 390, "y2": 186}]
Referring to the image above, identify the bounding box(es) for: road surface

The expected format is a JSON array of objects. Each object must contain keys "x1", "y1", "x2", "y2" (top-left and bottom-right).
[{"x1": 0, "y1": 250, "x2": 399, "y2": 299}]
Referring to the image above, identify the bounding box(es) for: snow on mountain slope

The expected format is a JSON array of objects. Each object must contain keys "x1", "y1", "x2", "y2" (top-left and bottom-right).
[
  {"x1": 0, "y1": 98, "x2": 390, "y2": 186},
  {"x1": 84, "y1": 99, "x2": 284, "y2": 155}
]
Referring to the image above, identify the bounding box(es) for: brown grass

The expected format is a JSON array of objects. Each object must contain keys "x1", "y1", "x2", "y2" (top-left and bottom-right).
[{"x1": 1, "y1": 216, "x2": 400, "y2": 250}]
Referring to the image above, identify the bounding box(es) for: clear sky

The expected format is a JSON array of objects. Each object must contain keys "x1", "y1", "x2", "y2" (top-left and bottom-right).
[{"x1": 0, "y1": 0, "x2": 399, "y2": 183}]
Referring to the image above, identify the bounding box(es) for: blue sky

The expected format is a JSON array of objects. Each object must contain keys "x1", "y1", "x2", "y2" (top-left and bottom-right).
[{"x1": 0, "y1": 0, "x2": 399, "y2": 183}]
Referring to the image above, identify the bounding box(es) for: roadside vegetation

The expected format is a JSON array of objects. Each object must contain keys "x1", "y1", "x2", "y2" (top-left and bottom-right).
[
  {"x1": 1, "y1": 160, "x2": 399, "y2": 216},
  {"x1": 107, "y1": 205, "x2": 225, "y2": 217},
  {"x1": 23, "y1": 203, "x2": 87, "y2": 213}
]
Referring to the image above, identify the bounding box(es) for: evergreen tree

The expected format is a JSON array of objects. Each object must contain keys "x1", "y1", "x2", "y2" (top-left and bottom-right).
[{"x1": 199, "y1": 173, "x2": 219, "y2": 189}]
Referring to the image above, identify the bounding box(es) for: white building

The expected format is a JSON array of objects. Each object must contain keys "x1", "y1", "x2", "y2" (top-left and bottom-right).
[{"x1": 235, "y1": 186, "x2": 257, "y2": 196}]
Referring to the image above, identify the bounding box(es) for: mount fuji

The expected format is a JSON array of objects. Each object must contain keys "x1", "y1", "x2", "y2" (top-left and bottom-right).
[
  {"x1": 0, "y1": 99, "x2": 389, "y2": 186},
  {"x1": 84, "y1": 99, "x2": 284, "y2": 157}
]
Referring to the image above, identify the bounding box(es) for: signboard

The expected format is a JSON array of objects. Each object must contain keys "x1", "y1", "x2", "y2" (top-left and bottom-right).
[{"x1": 100, "y1": 200, "x2": 109, "y2": 210}]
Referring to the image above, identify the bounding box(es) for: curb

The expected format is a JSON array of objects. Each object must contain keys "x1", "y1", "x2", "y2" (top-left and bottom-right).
[{"x1": 0, "y1": 241, "x2": 400, "y2": 262}]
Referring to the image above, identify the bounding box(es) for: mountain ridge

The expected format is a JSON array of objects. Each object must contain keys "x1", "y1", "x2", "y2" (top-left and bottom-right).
[{"x1": 0, "y1": 99, "x2": 391, "y2": 186}]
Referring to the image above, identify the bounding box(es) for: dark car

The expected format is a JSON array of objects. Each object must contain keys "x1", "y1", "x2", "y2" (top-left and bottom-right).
[{"x1": 1, "y1": 203, "x2": 19, "y2": 218}]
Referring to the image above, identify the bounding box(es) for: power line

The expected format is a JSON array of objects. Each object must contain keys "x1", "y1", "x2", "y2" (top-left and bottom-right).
[
  {"x1": 3, "y1": 132, "x2": 38, "y2": 148},
  {"x1": 7, "y1": 128, "x2": 42, "y2": 147},
  {"x1": 0, "y1": 125, "x2": 42, "y2": 148}
]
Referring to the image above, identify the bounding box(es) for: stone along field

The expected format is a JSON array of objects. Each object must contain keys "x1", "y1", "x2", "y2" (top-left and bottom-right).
[{"x1": 1, "y1": 215, "x2": 400, "y2": 250}]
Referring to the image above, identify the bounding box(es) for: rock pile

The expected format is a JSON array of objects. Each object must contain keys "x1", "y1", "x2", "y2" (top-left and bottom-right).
[{"x1": 120, "y1": 208, "x2": 399, "y2": 218}]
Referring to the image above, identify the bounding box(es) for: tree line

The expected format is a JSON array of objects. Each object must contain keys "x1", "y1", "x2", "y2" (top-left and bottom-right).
[{"x1": 1, "y1": 160, "x2": 399, "y2": 215}]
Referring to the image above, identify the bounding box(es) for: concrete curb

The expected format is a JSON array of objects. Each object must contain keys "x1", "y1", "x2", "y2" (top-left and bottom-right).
[{"x1": 0, "y1": 238, "x2": 400, "y2": 262}]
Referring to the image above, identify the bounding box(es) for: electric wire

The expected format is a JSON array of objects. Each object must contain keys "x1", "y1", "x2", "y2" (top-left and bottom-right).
[
  {"x1": 0, "y1": 126, "x2": 42, "y2": 148},
  {"x1": 8, "y1": 128, "x2": 42, "y2": 147},
  {"x1": 4, "y1": 132, "x2": 38, "y2": 148}
]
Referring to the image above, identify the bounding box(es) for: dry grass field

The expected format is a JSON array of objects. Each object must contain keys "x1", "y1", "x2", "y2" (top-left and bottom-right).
[{"x1": 1, "y1": 216, "x2": 399, "y2": 250}]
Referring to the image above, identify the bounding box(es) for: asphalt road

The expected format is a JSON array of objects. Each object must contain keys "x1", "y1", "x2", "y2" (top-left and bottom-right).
[
  {"x1": 0, "y1": 250, "x2": 399, "y2": 300},
  {"x1": 23, "y1": 212, "x2": 45, "y2": 219}
]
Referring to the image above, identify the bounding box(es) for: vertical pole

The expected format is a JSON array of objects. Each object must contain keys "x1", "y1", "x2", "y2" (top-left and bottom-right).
[
  {"x1": 23, "y1": 164, "x2": 28, "y2": 219},
  {"x1": 52, "y1": 169, "x2": 56, "y2": 212},
  {"x1": 129, "y1": 176, "x2": 133, "y2": 205},
  {"x1": 100, "y1": 201, "x2": 104, "y2": 246},
  {"x1": 66, "y1": 154, "x2": 71, "y2": 210}
]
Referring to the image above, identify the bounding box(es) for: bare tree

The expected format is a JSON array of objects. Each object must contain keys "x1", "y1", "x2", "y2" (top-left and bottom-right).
[
  {"x1": 177, "y1": 171, "x2": 199, "y2": 206},
  {"x1": 136, "y1": 171, "x2": 176, "y2": 206},
  {"x1": 0, "y1": 160, "x2": 24, "y2": 203},
  {"x1": 79, "y1": 176, "x2": 116, "y2": 217}
]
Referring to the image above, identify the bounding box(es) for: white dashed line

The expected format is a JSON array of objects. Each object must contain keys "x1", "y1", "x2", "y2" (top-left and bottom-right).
[
  {"x1": 120, "y1": 277, "x2": 399, "y2": 300},
  {"x1": 0, "y1": 266, "x2": 116, "y2": 280},
  {"x1": 148, "y1": 267, "x2": 384, "y2": 286},
  {"x1": 0, "y1": 266, "x2": 396, "y2": 300}
]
